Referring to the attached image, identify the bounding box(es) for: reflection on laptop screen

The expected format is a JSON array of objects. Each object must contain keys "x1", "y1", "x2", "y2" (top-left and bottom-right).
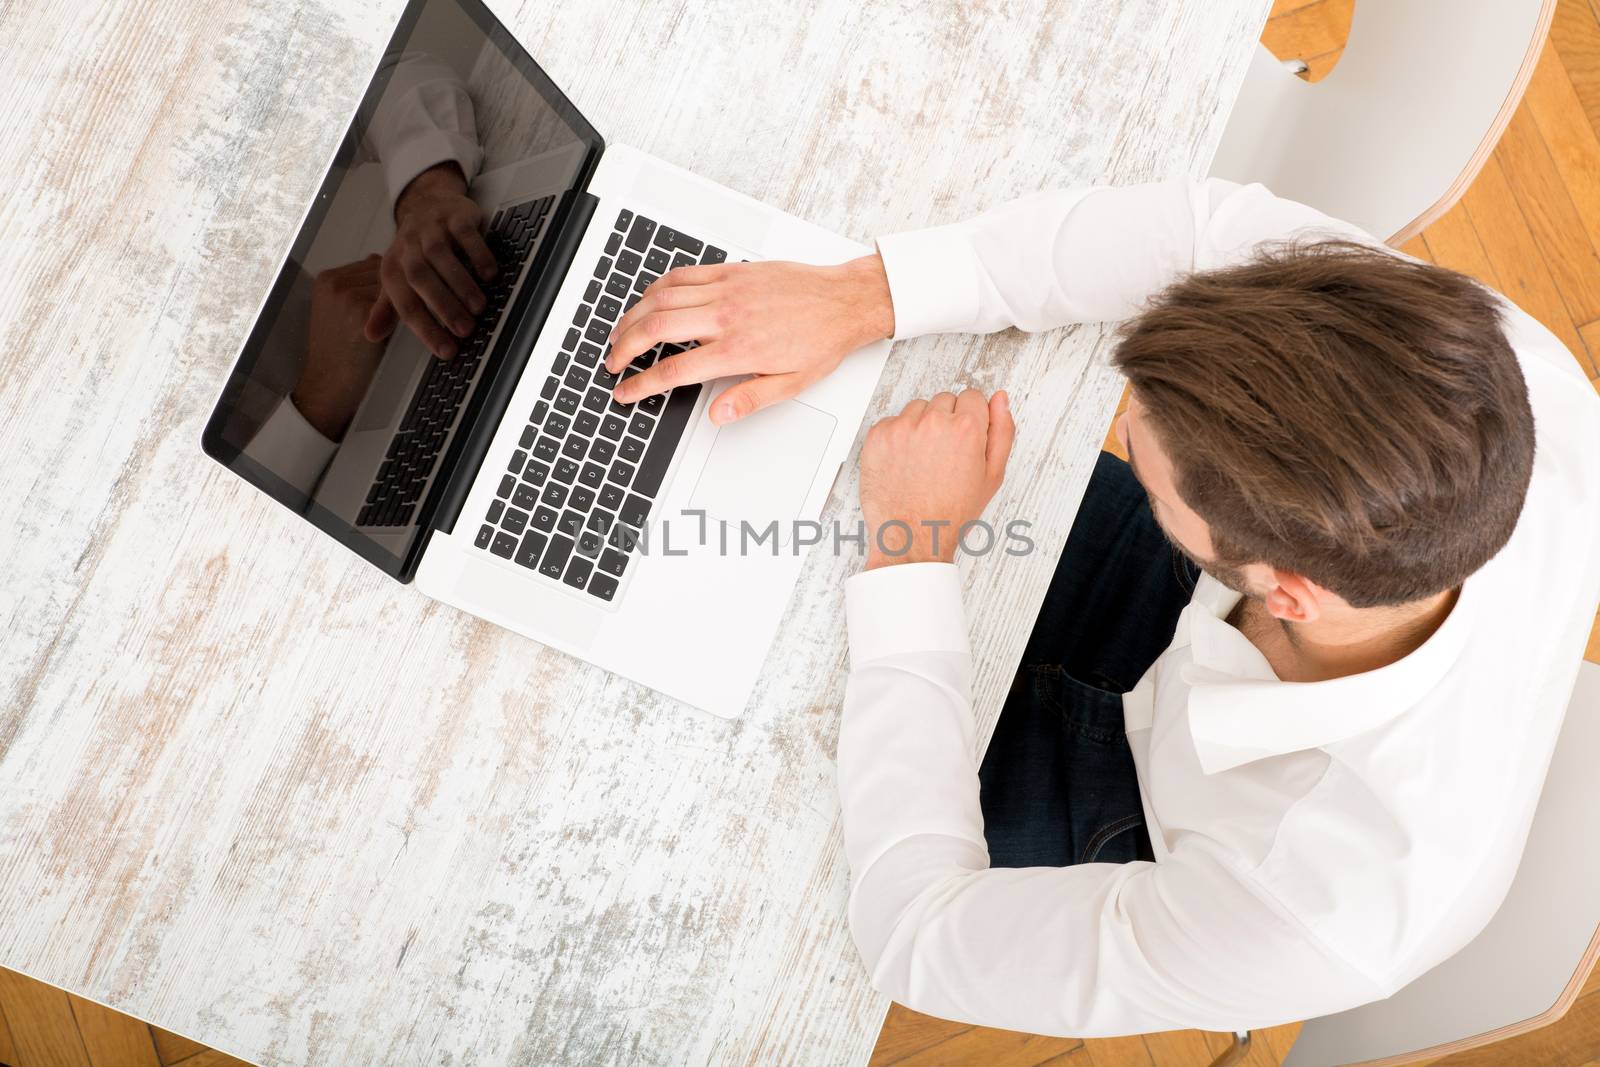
[{"x1": 203, "y1": 0, "x2": 597, "y2": 576}]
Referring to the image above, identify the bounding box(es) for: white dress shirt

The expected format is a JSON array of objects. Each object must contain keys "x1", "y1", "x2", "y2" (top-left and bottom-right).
[
  {"x1": 244, "y1": 52, "x2": 481, "y2": 493},
  {"x1": 840, "y1": 179, "x2": 1600, "y2": 1036}
]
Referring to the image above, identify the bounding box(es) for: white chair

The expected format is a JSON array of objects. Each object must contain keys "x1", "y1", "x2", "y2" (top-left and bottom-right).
[
  {"x1": 1207, "y1": 660, "x2": 1600, "y2": 1066},
  {"x1": 1208, "y1": 0, "x2": 1556, "y2": 245}
]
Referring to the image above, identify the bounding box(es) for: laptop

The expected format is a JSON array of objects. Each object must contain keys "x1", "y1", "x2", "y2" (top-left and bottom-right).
[{"x1": 202, "y1": 0, "x2": 890, "y2": 718}]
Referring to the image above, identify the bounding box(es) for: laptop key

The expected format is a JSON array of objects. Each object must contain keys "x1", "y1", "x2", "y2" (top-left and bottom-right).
[
  {"x1": 563, "y1": 556, "x2": 593, "y2": 590},
  {"x1": 519, "y1": 426, "x2": 537, "y2": 450},
  {"x1": 598, "y1": 483, "x2": 624, "y2": 511},
  {"x1": 604, "y1": 231, "x2": 622, "y2": 256},
  {"x1": 575, "y1": 411, "x2": 600, "y2": 437},
  {"x1": 596, "y1": 295, "x2": 622, "y2": 321},
  {"x1": 583, "y1": 387, "x2": 609, "y2": 413},
  {"x1": 701, "y1": 246, "x2": 727, "y2": 264},
  {"x1": 533, "y1": 436, "x2": 559, "y2": 462},
  {"x1": 584, "y1": 279, "x2": 601, "y2": 303},
  {"x1": 564, "y1": 366, "x2": 588, "y2": 392},
  {"x1": 589, "y1": 438, "x2": 615, "y2": 465},
  {"x1": 575, "y1": 343, "x2": 602, "y2": 367},
  {"x1": 561, "y1": 436, "x2": 587, "y2": 461},
  {"x1": 545, "y1": 412, "x2": 571, "y2": 437},
  {"x1": 541, "y1": 483, "x2": 568, "y2": 509},
  {"x1": 628, "y1": 412, "x2": 654, "y2": 438},
  {"x1": 508, "y1": 448, "x2": 527, "y2": 473},
  {"x1": 557, "y1": 510, "x2": 584, "y2": 538},
  {"x1": 616, "y1": 249, "x2": 642, "y2": 275},
  {"x1": 593, "y1": 255, "x2": 612, "y2": 280},
  {"x1": 607, "y1": 459, "x2": 635, "y2": 486},
  {"x1": 653, "y1": 225, "x2": 703, "y2": 256},
  {"x1": 624, "y1": 215, "x2": 656, "y2": 252},
  {"x1": 553, "y1": 458, "x2": 579, "y2": 484},
  {"x1": 619, "y1": 493, "x2": 651, "y2": 528},
  {"x1": 671, "y1": 252, "x2": 696, "y2": 271},
  {"x1": 487, "y1": 500, "x2": 504, "y2": 523},
  {"x1": 644, "y1": 247, "x2": 670, "y2": 274},
  {"x1": 502, "y1": 508, "x2": 528, "y2": 535},
  {"x1": 604, "y1": 272, "x2": 630, "y2": 299},
  {"x1": 588, "y1": 573, "x2": 619, "y2": 602},
  {"x1": 570, "y1": 485, "x2": 596, "y2": 512},
  {"x1": 512, "y1": 482, "x2": 539, "y2": 510},
  {"x1": 514, "y1": 530, "x2": 548, "y2": 570},
  {"x1": 524, "y1": 461, "x2": 549, "y2": 487},
  {"x1": 576, "y1": 528, "x2": 604, "y2": 559},
  {"x1": 579, "y1": 462, "x2": 606, "y2": 488},
  {"x1": 497, "y1": 475, "x2": 515, "y2": 498},
  {"x1": 491, "y1": 531, "x2": 517, "y2": 559},
  {"x1": 600, "y1": 415, "x2": 626, "y2": 440},
  {"x1": 598, "y1": 547, "x2": 628, "y2": 577},
  {"x1": 615, "y1": 208, "x2": 633, "y2": 231},
  {"x1": 530, "y1": 400, "x2": 549, "y2": 425},
  {"x1": 639, "y1": 392, "x2": 664, "y2": 416},
  {"x1": 554, "y1": 389, "x2": 580, "y2": 415},
  {"x1": 633, "y1": 382, "x2": 700, "y2": 498},
  {"x1": 573, "y1": 304, "x2": 591, "y2": 328},
  {"x1": 539, "y1": 535, "x2": 573, "y2": 579},
  {"x1": 610, "y1": 522, "x2": 643, "y2": 552},
  {"x1": 475, "y1": 524, "x2": 495, "y2": 550},
  {"x1": 531, "y1": 506, "x2": 557, "y2": 533}
]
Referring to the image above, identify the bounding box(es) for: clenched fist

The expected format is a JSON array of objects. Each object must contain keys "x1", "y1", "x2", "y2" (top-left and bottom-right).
[{"x1": 859, "y1": 389, "x2": 1015, "y2": 569}]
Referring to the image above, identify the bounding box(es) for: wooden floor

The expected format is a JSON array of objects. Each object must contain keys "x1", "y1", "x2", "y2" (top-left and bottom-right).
[
  {"x1": 0, "y1": 967, "x2": 249, "y2": 1067},
  {"x1": 5, "y1": 2, "x2": 1600, "y2": 1066}
]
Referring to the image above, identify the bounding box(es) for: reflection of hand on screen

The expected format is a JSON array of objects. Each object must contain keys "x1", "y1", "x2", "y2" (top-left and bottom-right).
[
  {"x1": 364, "y1": 162, "x2": 497, "y2": 361},
  {"x1": 290, "y1": 255, "x2": 388, "y2": 440}
]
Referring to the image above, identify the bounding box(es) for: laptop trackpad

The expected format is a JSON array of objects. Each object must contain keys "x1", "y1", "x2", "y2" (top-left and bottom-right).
[{"x1": 687, "y1": 397, "x2": 836, "y2": 544}]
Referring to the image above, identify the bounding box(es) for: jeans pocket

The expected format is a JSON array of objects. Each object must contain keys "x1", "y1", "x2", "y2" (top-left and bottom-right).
[{"x1": 1029, "y1": 665, "x2": 1129, "y2": 745}]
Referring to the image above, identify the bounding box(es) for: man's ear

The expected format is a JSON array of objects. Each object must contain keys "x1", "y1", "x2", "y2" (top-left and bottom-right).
[{"x1": 1263, "y1": 569, "x2": 1326, "y2": 624}]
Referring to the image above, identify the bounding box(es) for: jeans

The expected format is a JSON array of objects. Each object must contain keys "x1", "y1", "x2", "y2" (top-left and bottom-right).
[{"x1": 978, "y1": 451, "x2": 1199, "y2": 867}]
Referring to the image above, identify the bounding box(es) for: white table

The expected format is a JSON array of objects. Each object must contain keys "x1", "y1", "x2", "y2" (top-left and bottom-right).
[{"x1": 0, "y1": 0, "x2": 1266, "y2": 1062}]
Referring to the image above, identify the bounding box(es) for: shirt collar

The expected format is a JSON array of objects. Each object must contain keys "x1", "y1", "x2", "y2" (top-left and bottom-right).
[{"x1": 1182, "y1": 572, "x2": 1479, "y2": 774}]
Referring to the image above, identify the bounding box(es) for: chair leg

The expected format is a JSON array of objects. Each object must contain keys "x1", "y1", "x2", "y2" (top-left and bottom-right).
[{"x1": 1206, "y1": 1030, "x2": 1255, "y2": 1067}]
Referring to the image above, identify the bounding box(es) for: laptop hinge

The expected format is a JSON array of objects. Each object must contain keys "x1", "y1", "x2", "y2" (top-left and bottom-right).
[{"x1": 402, "y1": 186, "x2": 600, "y2": 579}]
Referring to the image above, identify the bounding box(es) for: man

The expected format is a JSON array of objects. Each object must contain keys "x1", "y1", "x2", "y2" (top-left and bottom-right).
[{"x1": 602, "y1": 179, "x2": 1600, "y2": 1034}]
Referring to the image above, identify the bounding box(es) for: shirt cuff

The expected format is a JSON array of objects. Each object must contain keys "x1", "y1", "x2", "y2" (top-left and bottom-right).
[
  {"x1": 382, "y1": 130, "x2": 485, "y2": 209},
  {"x1": 875, "y1": 223, "x2": 983, "y2": 340},
  {"x1": 845, "y1": 562, "x2": 970, "y2": 663},
  {"x1": 248, "y1": 396, "x2": 338, "y2": 494}
]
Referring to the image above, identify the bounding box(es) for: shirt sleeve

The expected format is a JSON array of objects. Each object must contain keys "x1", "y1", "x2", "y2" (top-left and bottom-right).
[
  {"x1": 242, "y1": 396, "x2": 339, "y2": 495},
  {"x1": 874, "y1": 178, "x2": 1370, "y2": 340},
  {"x1": 365, "y1": 51, "x2": 485, "y2": 208},
  {"x1": 838, "y1": 563, "x2": 1385, "y2": 1036}
]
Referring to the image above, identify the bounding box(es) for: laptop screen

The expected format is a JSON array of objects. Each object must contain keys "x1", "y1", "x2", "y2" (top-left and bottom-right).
[{"x1": 202, "y1": 0, "x2": 601, "y2": 578}]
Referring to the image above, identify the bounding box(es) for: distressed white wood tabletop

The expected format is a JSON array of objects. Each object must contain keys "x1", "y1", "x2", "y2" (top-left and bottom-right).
[{"x1": 0, "y1": 0, "x2": 1266, "y2": 1063}]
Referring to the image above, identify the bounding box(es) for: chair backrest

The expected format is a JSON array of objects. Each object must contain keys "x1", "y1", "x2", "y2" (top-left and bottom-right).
[
  {"x1": 1282, "y1": 660, "x2": 1600, "y2": 1066},
  {"x1": 1208, "y1": 0, "x2": 1554, "y2": 244}
]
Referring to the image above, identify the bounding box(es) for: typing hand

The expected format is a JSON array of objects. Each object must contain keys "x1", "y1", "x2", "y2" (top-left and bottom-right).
[
  {"x1": 858, "y1": 389, "x2": 1015, "y2": 570},
  {"x1": 603, "y1": 256, "x2": 895, "y2": 425},
  {"x1": 365, "y1": 162, "x2": 498, "y2": 360},
  {"x1": 292, "y1": 255, "x2": 388, "y2": 440}
]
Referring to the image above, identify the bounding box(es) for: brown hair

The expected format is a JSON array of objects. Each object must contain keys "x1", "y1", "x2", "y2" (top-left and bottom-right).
[{"x1": 1111, "y1": 239, "x2": 1534, "y2": 609}]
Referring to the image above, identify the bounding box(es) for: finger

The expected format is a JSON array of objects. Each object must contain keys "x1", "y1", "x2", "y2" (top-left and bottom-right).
[
  {"x1": 352, "y1": 252, "x2": 384, "y2": 282},
  {"x1": 653, "y1": 263, "x2": 727, "y2": 289},
  {"x1": 612, "y1": 341, "x2": 742, "y2": 405},
  {"x1": 389, "y1": 283, "x2": 458, "y2": 359},
  {"x1": 710, "y1": 371, "x2": 803, "y2": 425},
  {"x1": 985, "y1": 391, "x2": 1016, "y2": 485},
  {"x1": 450, "y1": 216, "x2": 498, "y2": 281},
  {"x1": 364, "y1": 291, "x2": 397, "y2": 342},
  {"x1": 898, "y1": 398, "x2": 928, "y2": 422},
  {"x1": 607, "y1": 307, "x2": 722, "y2": 374},
  {"x1": 955, "y1": 387, "x2": 989, "y2": 427},
  {"x1": 404, "y1": 257, "x2": 475, "y2": 339},
  {"x1": 608, "y1": 284, "x2": 719, "y2": 362},
  {"x1": 426, "y1": 240, "x2": 487, "y2": 316},
  {"x1": 929, "y1": 391, "x2": 958, "y2": 413}
]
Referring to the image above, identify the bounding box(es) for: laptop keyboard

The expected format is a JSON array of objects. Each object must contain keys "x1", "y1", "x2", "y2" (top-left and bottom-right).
[
  {"x1": 472, "y1": 209, "x2": 727, "y2": 604},
  {"x1": 359, "y1": 194, "x2": 555, "y2": 527}
]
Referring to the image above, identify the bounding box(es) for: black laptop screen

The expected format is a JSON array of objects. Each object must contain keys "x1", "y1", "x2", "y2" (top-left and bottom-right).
[{"x1": 202, "y1": 0, "x2": 601, "y2": 578}]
